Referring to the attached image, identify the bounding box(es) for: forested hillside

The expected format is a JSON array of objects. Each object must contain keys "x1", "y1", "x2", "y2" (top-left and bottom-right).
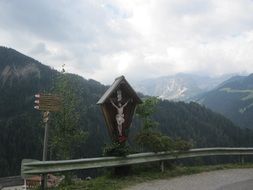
[
  {"x1": 0, "y1": 47, "x2": 54, "y2": 176},
  {"x1": 197, "y1": 74, "x2": 253, "y2": 129},
  {"x1": 1, "y1": 47, "x2": 253, "y2": 177},
  {"x1": 0, "y1": 47, "x2": 108, "y2": 176},
  {"x1": 153, "y1": 101, "x2": 253, "y2": 147}
]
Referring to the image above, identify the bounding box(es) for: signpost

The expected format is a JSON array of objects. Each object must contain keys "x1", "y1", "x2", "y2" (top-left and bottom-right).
[
  {"x1": 34, "y1": 94, "x2": 61, "y2": 112},
  {"x1": 34, "y1": 93, "x2": 61, "y2": 190}
]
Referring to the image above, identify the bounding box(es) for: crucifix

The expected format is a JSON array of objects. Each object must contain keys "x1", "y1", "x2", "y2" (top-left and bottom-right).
[{"x1": 110, "y1": 90, "x2": 129, "y2": 136}]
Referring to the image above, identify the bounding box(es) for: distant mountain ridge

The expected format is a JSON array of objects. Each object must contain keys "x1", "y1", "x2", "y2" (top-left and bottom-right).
[
  {"x1": 134, "y1": 73, "x2": 235, "y2": 101},
  {"x1": 197, "y1": 74, "x2": 253, "y2": 128}
]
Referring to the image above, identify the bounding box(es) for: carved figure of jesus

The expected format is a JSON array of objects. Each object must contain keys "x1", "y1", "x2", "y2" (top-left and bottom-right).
[{"x1": 110, "y1": 99, "x2": 129, "y2": 136}]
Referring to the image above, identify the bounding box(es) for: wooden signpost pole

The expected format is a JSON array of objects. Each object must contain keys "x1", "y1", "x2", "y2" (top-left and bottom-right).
[
  {"x1": 42, "y1": 111, "x2": 49, "y2": 189},
  {"x1": 34, "y1": 94, "x2": 61, "y2": 190}
]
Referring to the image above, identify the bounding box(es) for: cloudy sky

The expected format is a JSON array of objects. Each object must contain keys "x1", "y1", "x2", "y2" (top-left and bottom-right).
[{"x1": 0, "y1": 0, "x2": 253, "y2": 84}]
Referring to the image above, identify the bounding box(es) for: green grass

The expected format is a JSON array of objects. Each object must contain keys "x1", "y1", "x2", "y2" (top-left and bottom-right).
[
  {"x1": 220, "y1": 88, "x2": 253, "y2": 101},
  {"x1": 51, "y1": 163, "x2": 253, "y2": 190},
  {"x1": 220, "y1": 88, "x2": 253, "y2": 94}
]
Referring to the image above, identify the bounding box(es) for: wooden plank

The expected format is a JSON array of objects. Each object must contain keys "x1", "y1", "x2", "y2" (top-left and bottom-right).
[{"x1": 35, "y1": 106, "x2": 61, "y2": 112}]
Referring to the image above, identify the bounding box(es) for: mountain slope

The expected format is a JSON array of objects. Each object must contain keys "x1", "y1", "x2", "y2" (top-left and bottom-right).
[
  {"x1": 0, "y1": 47, "x2": 55, "y2": 176},
  {"x1": 153, "y1": 101, "x2": 253, "y2": 147},
  {"x1": 134, "y1": 73, "x2": 233, "y2": 101},
  {"x1": 0, "y1": 47, "x2": 108, "y2": 176},
  {"x1": 197, "y1": 74, "x2": 253, "y2": 128}
]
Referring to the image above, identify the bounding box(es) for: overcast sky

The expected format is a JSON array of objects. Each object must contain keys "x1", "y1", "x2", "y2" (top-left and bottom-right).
[{"x1": 1, "y1": 0, "x2": 253, "y2": 84}]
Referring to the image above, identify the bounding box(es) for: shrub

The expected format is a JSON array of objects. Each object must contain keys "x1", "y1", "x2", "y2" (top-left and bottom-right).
[
  {"x1": 103, "y1": 142, "x2": 130, "y2": 157},
  {"x1": 174, "y1": 138, "x2": 193, "y2": 151},
  {"x1": 135, "y1": 131, "x2": 174, "y2": 152}
]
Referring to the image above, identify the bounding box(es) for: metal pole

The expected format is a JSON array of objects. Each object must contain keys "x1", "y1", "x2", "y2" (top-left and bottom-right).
[{"x1": 42, "y1": 113, "x2": 49, "y2": 190}]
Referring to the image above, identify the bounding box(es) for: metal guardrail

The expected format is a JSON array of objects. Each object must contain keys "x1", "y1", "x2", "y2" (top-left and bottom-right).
[{"x1": 21, "y1": 147, "x2": 253, "y2": 177}]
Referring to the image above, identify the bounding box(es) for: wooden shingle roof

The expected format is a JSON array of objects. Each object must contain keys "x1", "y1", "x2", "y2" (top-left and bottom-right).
[{"x1": 97, "y1": 75, "x2": 142, "y2": 104}]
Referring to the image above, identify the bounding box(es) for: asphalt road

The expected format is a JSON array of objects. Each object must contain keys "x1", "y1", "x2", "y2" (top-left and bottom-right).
[{"x1": 124, "y1": 168, "x2": 253, "y2": 190}]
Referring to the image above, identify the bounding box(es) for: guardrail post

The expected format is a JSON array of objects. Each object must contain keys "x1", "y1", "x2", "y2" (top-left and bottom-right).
[
  {"x1": 160, "y1": 161, "x2": 165, "y2": 172},
  {"x1": 240, "y1": 155, "x2": 245, "y2": 164}
]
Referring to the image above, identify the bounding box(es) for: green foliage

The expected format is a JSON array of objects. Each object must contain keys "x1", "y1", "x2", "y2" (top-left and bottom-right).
[
  {"x1": 49, "y1": 70, "x2": 87, "y2": 160},
  {"x1": 135, "y1": 97, "x2": 193, "y2": 152},
  {"x1": 103, "y1": 142, "x2": 130, "y2": 157},
  {"x1": 135, "y1": 131, "x2": 174, "y2": 152},
  {"x1": 136, "y1": 97, "x2": 159, "y2": 130},
  {"x1": 135, "y1": 131, "x2": 193, "y2": 152},
  {"x1": 174, "y1": 138, "x2": 193, "y2": 151},
  {"x1": 135, "y1": 97, "x2": 164, "y2": 152},
  {"x1": 136, "y1": 97, "x2": 158, "y2": 117},
  {"x1": 160, "y1": 136, "x2": 175, "y2": 151}
]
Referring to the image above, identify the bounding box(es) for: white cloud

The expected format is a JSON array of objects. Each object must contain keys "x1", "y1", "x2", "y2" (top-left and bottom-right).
[{"x1": 1, "y1": 0, "x2": 253, "y2": 84}]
